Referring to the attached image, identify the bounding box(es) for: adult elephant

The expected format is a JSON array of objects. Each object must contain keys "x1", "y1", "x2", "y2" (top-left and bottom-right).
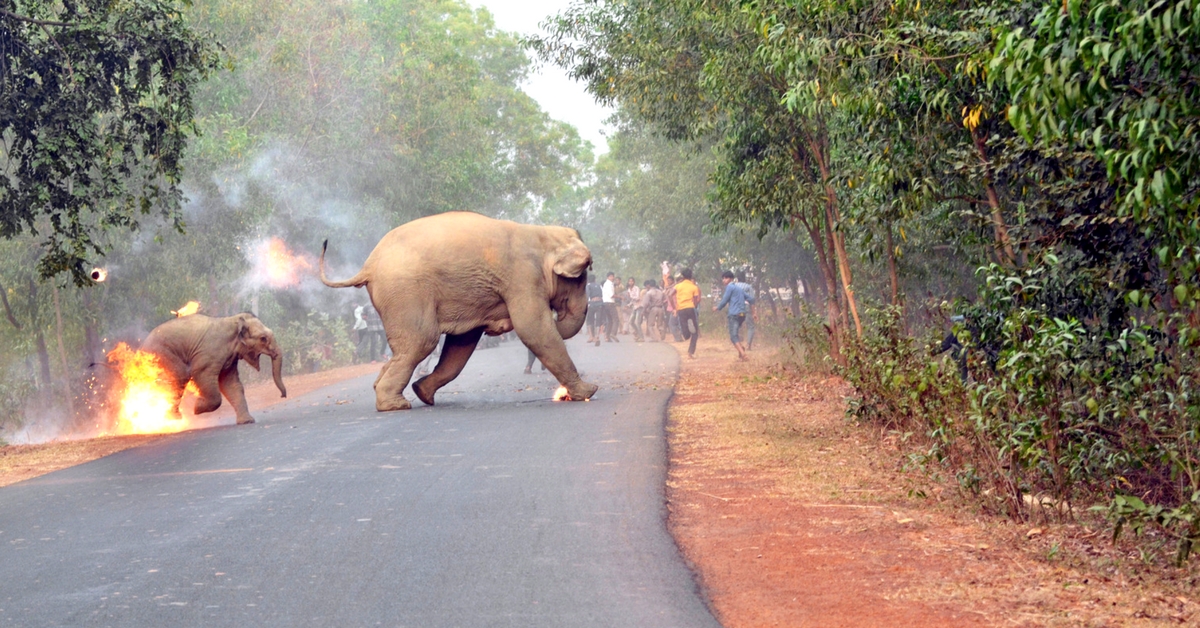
[
  {"x1": 141, "y1": 312, "x2": 287, "y2": 425},
  {"x1": 319, "y1": 211, "x2": 598, "y2": 411}
]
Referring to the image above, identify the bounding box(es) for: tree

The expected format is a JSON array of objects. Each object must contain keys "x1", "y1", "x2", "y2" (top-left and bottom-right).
[
  {"x1": 0, "y1": 0, "x2": 222, "y2": 284},
  {"x1": 532, "y1": 0, "x2": 862, "y2": 361}
]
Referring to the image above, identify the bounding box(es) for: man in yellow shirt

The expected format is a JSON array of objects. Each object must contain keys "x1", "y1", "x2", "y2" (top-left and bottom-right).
[{"x1": 674, "y1": 268, "x2": 701, "y2": 358}]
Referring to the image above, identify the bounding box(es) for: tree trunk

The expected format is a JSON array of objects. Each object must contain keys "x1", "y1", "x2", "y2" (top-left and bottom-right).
[
  {"x1": 813, "y1": 149, "x2": 862, "y2": 339},
  {"x1": 51, "y1": 284, "x2": 74, "y2": 410},
  {"x1": 762, "y1": 277, "x2": 779, "y2": 320},
  {"x1": 82, "y1": 289, "x2": 100, "y2": 368},
  {"x1": 798, "y1": 216, "x2": 844, "y2": 366},
  {"x1": 35, "y1": 330, "x2": 52, "y2": 390},
  {"x1": 972, "y1": 128, "x2": 1017, "y2": 266},
  {"x1": 885, "y1": 221, "x2": 900, "y2": 306}
]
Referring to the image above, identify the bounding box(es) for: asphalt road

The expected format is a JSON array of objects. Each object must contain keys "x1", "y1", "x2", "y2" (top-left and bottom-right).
[{"x1": 0, "y1": 336, "x2": 721, "y2": 628}]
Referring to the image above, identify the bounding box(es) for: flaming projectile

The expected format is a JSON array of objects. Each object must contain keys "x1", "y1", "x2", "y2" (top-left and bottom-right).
[
  {"x1": 172, "y1": 301, "x2": 201, "y2": 317},
  {"x1": 253, "y1": 237, "x2": 313, "y2": 289}
]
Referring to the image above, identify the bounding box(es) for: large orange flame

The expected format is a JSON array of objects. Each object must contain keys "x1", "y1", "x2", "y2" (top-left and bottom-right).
[
  {"x1": 105, "y1": 342, "x2": 190, "y2": 435},
  {"x1": 255, "y1": 237, "x2": 312, "y2": 289}
]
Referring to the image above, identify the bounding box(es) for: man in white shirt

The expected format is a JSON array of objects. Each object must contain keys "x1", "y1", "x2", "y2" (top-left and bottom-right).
[
  {"x1": 601, "y1": 272, "x2": 618, "y2": 342},
  {"x1": 625, "y1": 278, "x2": 643, "y2": 341},
  {"x1": 353, "y1": 303, "x2": 368, "y2": 361}
]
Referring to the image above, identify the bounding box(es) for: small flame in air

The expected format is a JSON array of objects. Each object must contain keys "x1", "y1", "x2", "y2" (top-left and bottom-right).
[
  {"x1": 172, "y1": 301, "x2": 201, "y2": 317},
  {"x1": 90, "y1": 267, "x2": 107, "y2": 282},
  {"x1": 252, "y1": 237, "x2": 312, "y2": 289},
  {"x1": 105, "y1": 343, "x2": 190, "y2": 435},
  {"x1": 553, "y1": 386, "x2": 570, "y2": 401}
]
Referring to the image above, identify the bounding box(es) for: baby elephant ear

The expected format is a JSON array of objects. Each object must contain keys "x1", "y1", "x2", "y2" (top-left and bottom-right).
[{"x1": 552, "y1": 240, "x2": 592, "y2": 278}]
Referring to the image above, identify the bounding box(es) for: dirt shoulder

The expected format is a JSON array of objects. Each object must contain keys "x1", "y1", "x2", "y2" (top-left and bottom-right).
[
  {"x1": 666, "y1": 337, "x2": 1196, "y2": 627},
  {"x1": 0, "y1": 362, "x2": 381, "y2": 488}
]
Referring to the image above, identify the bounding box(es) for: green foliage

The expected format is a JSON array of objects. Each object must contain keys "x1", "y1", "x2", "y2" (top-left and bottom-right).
[
  {"x1": 272, "y1": 311, "x2": 355, "y2": 376},
  {"x1": 843, "y1": 306, "x2": 969, "y2": 436},
  {"x1": 0, "y1": 0, "x2": 222, "y2": 283},
  {"x1": 996, "y1": 0, "x2": 1200, "y2": 267},
  {"x1": 777, "y1": 301, "x2": 834, "y2": 373}
]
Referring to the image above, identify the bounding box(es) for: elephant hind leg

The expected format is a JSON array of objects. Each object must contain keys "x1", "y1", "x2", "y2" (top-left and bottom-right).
[
  {"x1": 374, "y1": 334, "x2": 438, "y2": 412},
  {"x1": 412, "y1": 328, "x2": 484, "y2": 406}
]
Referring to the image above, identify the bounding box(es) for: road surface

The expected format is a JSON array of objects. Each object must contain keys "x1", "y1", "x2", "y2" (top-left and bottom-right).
[{"x1": 0, "y1": 336, "x2": 720, "y2": 627}]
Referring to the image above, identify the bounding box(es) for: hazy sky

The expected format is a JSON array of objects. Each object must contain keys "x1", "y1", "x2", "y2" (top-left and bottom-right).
[{"x1": 471, "y1": 0, "x2": 614, "y2": 154}]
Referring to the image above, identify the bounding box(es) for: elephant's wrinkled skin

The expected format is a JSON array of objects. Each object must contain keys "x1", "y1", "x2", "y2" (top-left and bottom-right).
[
  {"x1": 320, "y1": 211, "x2": 597, "y2": 411},
  {"x1": 141, "y1": 312, "x2": 287, "y2": 425}
]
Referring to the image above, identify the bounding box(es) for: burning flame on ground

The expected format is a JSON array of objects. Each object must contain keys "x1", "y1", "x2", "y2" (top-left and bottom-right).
[
  {"x1": 105, "y1": 343, "x2": 190, "y2": 436},
  {"x1": 172, "y1": 300, "x2": 201, "y2": 317},
  {"x1": 252, "y1": 237, "x2": 313, "y2": 289},
  {"x1": 553, "y1": 386, "x2": 570, "y2": 401}
]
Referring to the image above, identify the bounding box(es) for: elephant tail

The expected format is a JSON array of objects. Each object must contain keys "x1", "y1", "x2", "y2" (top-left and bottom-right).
[{"x1": 319, "y1": 240, "x2": 368, "y2": 289}]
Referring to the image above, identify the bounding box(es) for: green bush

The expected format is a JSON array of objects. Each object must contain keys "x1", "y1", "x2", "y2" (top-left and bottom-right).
[
  {"x1": 833, "y1": 258, "x2": 1200, "y2": 564},
  {"x1": 778, "y1": 301, "x2": 834, "y2": 374},
  {"x1": 273, "y1": 311, "x2": 357, "y2": 376}
]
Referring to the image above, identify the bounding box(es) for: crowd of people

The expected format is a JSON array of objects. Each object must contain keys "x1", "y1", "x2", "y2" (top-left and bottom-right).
[{"x1": 582, "y1": 265, "x2": 757, "y2": 361}]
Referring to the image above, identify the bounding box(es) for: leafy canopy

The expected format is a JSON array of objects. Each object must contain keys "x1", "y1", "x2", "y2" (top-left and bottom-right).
[{"x1": 0, "y1": 0, "x2": 222, "y2": 284}]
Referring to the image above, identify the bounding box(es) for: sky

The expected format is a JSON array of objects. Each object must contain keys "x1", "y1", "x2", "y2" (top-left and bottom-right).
[{"x1": 471, "y1": 0, "x2": 614, "y2": 155}]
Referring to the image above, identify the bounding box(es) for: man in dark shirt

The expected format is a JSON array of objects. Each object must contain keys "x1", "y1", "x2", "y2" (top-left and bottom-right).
[{"x1": 585, "y1": 273, "x2": 603, "y2": 346}]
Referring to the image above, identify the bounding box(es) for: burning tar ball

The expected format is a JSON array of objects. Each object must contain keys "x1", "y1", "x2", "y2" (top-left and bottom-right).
[{"x1": 90, "y1": 267, "x2": 108, "y2": 283}]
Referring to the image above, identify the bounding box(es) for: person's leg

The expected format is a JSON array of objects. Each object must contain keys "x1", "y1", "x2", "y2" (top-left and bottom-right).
[
  {"x1": 525, "y1": 347, "x2": 536, "y2": 374},
  {"x1": 680, "y1": 309, "x2": 698, "y2": 356},
  {"x1": 356, "y1": 330, "x2": 368, "y2": 362},
  {"x1": 632, "y1": 308, "x2": 644, "y2": 341},
  {"x1": 728, "y1": 314, "x2": 747, "y2": 360},
  {"x1": 605, "y1": 303, "x2": 619, "y2": 341},
  {"x1": 746, "y1": 315, "x2": 756, "y2": 350}
]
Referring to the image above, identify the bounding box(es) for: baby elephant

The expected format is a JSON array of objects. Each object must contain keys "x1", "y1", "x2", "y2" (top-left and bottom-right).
[{"x1": 141, "y1": 312, "x2": 286, "y2": 424}]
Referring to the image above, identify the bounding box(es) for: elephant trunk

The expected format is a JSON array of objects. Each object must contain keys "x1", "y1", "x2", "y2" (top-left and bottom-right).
[
  {"x1": 270, "y1": 339, "x2": 287, "y2": 398},
  {"x1": 554, "y1": 286, "x2": 588, "y2": 339}
]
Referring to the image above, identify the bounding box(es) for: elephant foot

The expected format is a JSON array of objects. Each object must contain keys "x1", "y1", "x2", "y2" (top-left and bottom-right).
[
  {"x1": 376, "y1": 396, "x2": 413, "y2": 412},
  {"x1": 412, "y1": 377, "x2": 437, "y2": 406},
  {"x1": 236, "y1": 415, "x2": 256, "y2": 425},
  {"x1": 566, "y1": 381, "x2": 599, "y2": 401}
]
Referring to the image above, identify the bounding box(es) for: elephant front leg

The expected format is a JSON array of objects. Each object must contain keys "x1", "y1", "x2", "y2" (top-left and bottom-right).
[
  {"x1": 412, "y1": 328, "x2": 484, "y2": 406},
  {"x1": 511, "y1": 304, "x2": 599, "y2": 401},
  {"x1": 218, "y1": 367, "x2": 255, "y2": 425}
]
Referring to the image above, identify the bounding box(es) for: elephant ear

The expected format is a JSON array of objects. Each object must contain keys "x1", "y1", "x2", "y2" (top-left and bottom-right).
[
  {"x1": 551, "y1": 240, "x2": 592, "y2": 278},
  {"x1": 233, "y1": 313, "x2": 251, "y2": 340}
]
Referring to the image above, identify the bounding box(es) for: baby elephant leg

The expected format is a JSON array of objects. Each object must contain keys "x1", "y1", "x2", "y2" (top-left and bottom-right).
[
  {"x1": 192, "y1": 371, "x2": 224, "y2": 415},
  {"x1": 218, "y1": 367, "x2": 255, "y2": 424}
]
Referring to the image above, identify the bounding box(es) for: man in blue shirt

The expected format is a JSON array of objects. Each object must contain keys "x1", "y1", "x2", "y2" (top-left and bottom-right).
[
  {"x1": 736, "y1": 272, "x2": 757, "y2": 350},
  {"x1": 713, "y1": 270, "x2": 754, "y2": 361}
]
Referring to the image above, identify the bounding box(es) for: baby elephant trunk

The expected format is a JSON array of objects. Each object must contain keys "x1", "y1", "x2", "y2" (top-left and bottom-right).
[{"x1": 269, "y1": 339, "x2": 287, "y2": 398}]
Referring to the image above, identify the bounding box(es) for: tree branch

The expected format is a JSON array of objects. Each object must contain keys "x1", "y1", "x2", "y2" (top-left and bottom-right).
[
  {"x1": 0, "y1": 8, "x2": 71, "y2": 27},
  {"x1": 0, "y1": 278, "x2": 22, "y2": 330},
  {"x1": 934, "y1": 193, "x2": 988, "y2": 206}
]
